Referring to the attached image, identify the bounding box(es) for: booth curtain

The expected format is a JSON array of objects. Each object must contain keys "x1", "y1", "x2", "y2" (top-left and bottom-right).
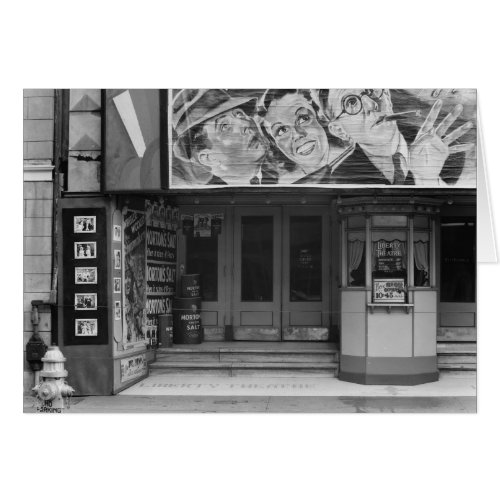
[
  {"x1": 414, "y1": 240, "x2": 430, "y2": 285},
  {"x1": 413, "y1": 241, "x2": 429, "y2": 272},
  {"x1": 348, "y1": 239, "x2": 365, "y2": 284}
]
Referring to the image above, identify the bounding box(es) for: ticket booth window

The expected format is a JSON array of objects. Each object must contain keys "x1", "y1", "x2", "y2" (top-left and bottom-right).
[
  {"x1": 341, "y1": 205, "x2": 435, "y2": 295},
  {"x1": 371, "y1": 230, "x2": 408, "y2": 300},
  {"x1": 371, "y1": 231, "x2": 408, "y2": 274}
]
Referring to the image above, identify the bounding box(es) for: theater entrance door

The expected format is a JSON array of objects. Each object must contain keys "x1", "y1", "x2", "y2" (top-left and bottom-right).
[{"x1": 232, "y1": 206, "x2": 330, "y2": 341}]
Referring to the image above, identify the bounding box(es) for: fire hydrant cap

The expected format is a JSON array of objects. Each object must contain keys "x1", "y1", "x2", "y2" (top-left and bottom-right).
[{"x1": 41, "y1": 345, "x2": 66, "y2": 363}]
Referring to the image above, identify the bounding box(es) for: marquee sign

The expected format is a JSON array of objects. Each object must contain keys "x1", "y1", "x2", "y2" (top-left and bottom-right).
[{"x1": 104, "y1": 89, "x2": 477, "y2": 191}]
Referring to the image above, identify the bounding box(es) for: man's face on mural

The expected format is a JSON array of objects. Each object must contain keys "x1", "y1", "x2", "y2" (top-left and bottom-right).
[
  {"x1": 327, "y1": 89, "x2": 398, "y2": 152},
  {"x1": 264, "y1": 93, "x2": 329, "y2": 169},
  {"x1": 197, "y1": 108, "x2": 266, "y2": 183}
]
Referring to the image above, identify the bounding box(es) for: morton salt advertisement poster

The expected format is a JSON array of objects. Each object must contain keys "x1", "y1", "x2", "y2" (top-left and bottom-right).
[{"x1": 144, "y1": 199, "x2": 176, "y2": 344}]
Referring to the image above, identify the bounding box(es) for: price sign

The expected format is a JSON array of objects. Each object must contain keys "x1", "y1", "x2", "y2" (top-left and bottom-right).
[{"x1": 373, "y1": 278, "x2": 406, "y2": 303}]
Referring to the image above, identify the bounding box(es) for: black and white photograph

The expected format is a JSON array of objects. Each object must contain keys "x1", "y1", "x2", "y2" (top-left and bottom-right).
[
  {"x1": 74, "y1": 241, "x2": 96, "y2": 259},
  {"x1": 75, "y1": 267, "x2": 97, "y2": 284},
  {"x1": 73, "y1": 215, "x2": 96, "y2": 233},
  {"x1": 74, "y1": 293, "x2": 97, "y2": 310},
  {"x1": 113, "y1": 224, "x2": 121, "y2": 241},
  {"x1": 25, "y1": 88, "x2": 481, "y2": 416},
  {"x1": 114, "y1": 249, "x2": 121, "y2": 269},
  {"x1": 114, "y1": 300, "x2": 121, "y2": 320},
  {"x1": 75, "y1": 318, "x2": 98, "y2": 337}
]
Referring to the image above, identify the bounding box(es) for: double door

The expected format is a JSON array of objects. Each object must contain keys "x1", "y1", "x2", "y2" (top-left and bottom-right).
[{"x1": 179, "y1": 205, "x2": 331, "y2": 341}]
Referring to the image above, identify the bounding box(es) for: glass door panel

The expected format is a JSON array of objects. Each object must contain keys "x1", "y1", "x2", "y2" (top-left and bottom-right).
[
  {"x1": 233, "y1": 207, "x2": 281, "y2": 340},
  {"x1": 289, "y1": 216, "x2": 322, "y2": 302},
  {"x1": 282, "y1": 207, "x2": 330, "y2": 338},
  {"x1": 241, "y1": 216, "x2": 274, "y2": 302}
]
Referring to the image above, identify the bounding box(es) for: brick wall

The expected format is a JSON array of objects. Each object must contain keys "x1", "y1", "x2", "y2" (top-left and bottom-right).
[{"x1": 23, "y1": 89, "x2": 55, "y2": 394}]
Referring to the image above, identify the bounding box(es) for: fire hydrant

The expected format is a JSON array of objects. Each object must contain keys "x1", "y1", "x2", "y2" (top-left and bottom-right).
[{"x1": 32, "y1": 346, "x2": 74, "y2": 413}]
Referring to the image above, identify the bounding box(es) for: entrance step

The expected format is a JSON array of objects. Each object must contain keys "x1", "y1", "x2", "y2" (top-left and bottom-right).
[
  {"x1": 151, "y1": 342, "x2": 339, "y2": 378},
  {"x1": 150, "y1": 361, "x2": 338, "y2": 378},
  {"x1": 437, "y1": 342, "x2": 477, "y2": 371}
]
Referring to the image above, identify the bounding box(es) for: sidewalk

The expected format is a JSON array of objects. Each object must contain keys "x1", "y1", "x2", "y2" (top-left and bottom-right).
[{"x1": 23, "y1": 372, "x2": 476, "y2": 413}]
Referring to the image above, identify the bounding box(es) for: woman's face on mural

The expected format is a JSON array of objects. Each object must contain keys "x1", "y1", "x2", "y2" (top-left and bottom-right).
[
  {"x1": 327, "y1": 89, "x2": 398, "y2": 150},
  {"x1": 264, "y1": 93, "x2": 329, "y2": 169},
  {"x1": 201, "y1": 108, "x2": 266, "y2": 183}
]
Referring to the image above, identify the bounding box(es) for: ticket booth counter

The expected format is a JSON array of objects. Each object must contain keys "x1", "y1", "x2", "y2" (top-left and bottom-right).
[{"x1": 338, "y1": 196, "x2": 440, "y2": 385}]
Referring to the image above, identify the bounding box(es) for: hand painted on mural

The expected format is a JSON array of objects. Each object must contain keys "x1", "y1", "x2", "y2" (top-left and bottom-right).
[{"x1": 408, "y1": 100, "x2": 474, "y2": 186}]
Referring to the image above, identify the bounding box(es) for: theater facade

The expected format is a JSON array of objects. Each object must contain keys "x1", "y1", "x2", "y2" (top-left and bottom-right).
[{"x1": 54, "y1": 89, "x2": 477, "y2": 394}]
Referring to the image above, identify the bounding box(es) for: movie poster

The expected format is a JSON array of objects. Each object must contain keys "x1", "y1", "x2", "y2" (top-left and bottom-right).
[
  {"x1": 168, "y1": 89, "x2": 477, "y2": 189},
  {"x1": 123, "y1": 208, "x2": 147, "y2": 345}
]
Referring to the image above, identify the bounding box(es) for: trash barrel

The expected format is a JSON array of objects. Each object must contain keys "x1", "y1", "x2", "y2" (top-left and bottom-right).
[
  {"x1": 181, "y1": 274, "x2": 201, "y2": 298},
  {"x1": 173, "y1": 297, "x2": 202, "y2": 344},
  {"x1": 158, "y1": 314, "x2": 173, "y2": 347}
]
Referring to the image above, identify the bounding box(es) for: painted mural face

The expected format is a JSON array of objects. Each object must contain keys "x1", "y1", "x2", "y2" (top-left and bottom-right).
[
  {"x1": 327, "y1": 89, "x2": 398, "y2": 153},
  {"x1": 263, "y1": 93, "x2": 329, "y2": 169},
  {"x1": 200, "y1": 108, "x2": 266, "y2": 183}
]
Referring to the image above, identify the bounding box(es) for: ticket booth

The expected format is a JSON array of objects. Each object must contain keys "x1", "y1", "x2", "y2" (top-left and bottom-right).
[{"x1": 338, "y1": 196, "x2": 440, "y2": 385}]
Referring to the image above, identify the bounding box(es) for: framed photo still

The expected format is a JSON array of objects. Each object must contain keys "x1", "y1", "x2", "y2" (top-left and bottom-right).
[
  {"x1": 75, "y1": 318, "x2": 98, "y2": 337},
  {"x1": 114, "y1": 301, "x2": 122, "y2": 320},
  {"x1": 74, "y1": 241, "x2": 96, "y2": 259},
  {"x1": 114, "y1": 249, "x2": 121, "y2": 269},
  {"x1": 74, "y1": 215, "x2": 96, "y2": 233},
  {"x1": 74, "y1": 293, "x2": 97, "y2": 310},
  {"x1": 75, "y1": 267, "x2": 97, "y2": 285}
]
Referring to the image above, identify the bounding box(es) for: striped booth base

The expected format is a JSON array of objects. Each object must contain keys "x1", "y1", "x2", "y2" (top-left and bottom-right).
[{"x1": 338, "y1": 355, "x2": 439, "y2": 385}]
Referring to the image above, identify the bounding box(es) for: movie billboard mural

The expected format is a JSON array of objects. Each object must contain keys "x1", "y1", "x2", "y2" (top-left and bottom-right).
[{"x1": 168, "y1": 89, "x2": 477, "y2": 189}]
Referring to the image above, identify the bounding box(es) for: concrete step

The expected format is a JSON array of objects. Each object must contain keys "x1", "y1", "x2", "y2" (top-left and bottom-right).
[
  {"x1": 438, "y1": 363, "x2": 477, "y2": 371},
  {"x1": 156, "y1": 350, "x2": 337, "y2": 363},
  {"x1": 437, "y1": 342, "x2": 477, "y2": 354},
  {"x1": 150, "y1": 361, "x2": 339, "y2": 378},
  {"x1": 437, "y1": 341, "x2": 477, "y2": 372}
]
